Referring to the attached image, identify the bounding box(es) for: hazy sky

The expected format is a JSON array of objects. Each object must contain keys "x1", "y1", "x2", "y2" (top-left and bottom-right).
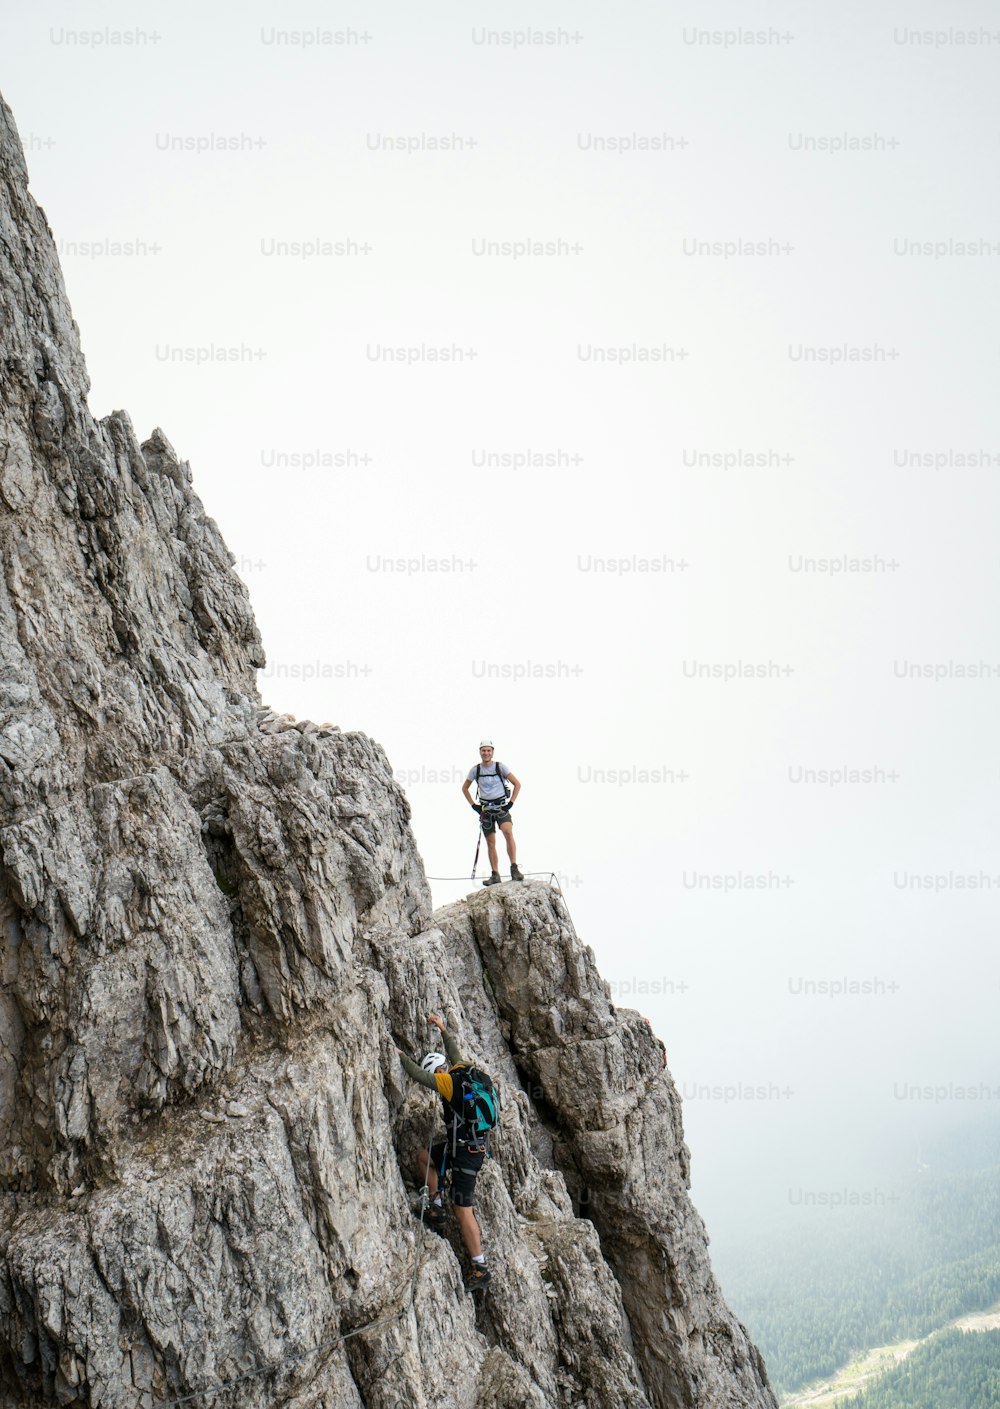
[{"x1": 5, "y1": 0, "x2": 999, "y2": 1240}]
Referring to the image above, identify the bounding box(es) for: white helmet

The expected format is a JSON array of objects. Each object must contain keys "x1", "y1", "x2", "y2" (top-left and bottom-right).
[
  {"x1": 421, "y1": 1052, "x2": 447, "y2": 1074},
  {"x1": 479, "y1": 739, "x2": 494, "y2": 747}
]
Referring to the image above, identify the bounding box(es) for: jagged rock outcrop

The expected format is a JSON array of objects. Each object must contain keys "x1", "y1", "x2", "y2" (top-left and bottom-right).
[{"x1": 0, "y1": 90, "x2": 776, "y2": 1409}]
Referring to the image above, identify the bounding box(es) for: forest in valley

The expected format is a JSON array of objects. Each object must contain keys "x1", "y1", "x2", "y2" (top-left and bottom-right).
[
  {"x1": 842, "y1": 1329, "x2": 1000, "y2": 1409},
  {"x1": 713, "y1": 1164, "x2": 1000, "y2": 1396}
]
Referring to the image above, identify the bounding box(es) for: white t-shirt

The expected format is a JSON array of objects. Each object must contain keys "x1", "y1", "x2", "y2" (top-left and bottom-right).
[{"x1": 467, "y1": 762, "x2": 510, "y2": 802}]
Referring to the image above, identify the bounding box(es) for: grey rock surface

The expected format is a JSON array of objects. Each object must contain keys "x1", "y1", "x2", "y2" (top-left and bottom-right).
[{"x1": 0, "y1": 90, "x2": 776, "y2": 1409}]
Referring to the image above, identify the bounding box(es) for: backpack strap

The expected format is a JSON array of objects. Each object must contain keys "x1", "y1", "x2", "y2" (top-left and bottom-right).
[
  {"x1": 446, "y1": 1062, "x2": 466, "y2": 1155},
  {"x1": 475, "y1": 763, "x2": 509, "y2": 805},
  {"x1": 444, "y1": 1064, "x2": 475, "y2": 1140},
  {"x1": 443, "y1": 1063, "x2": 466, "y2": 1121}
]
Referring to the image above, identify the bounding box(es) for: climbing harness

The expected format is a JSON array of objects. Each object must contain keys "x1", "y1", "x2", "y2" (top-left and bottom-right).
[{"x1": 158, "y1": 1125, "x2": 439, "y2": 1407}]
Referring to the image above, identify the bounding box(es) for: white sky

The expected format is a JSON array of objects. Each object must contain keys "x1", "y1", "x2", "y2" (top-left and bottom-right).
[{"x1": 5, "y1": 0, "x2": 999, "y2": 1239}]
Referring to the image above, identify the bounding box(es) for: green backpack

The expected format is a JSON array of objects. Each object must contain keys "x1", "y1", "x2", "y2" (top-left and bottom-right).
[{"x1": 445, "y1": 1064, "x2": 500, "y2": 1149}]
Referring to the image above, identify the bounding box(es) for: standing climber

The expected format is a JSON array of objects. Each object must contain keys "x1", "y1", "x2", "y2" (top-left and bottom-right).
[
  {"x1": 462, "y1": 740, "x2": 523, "y2": 886},
  {"x1": 396, "y1": 1013, "x2": 496, "y2": 1291}
]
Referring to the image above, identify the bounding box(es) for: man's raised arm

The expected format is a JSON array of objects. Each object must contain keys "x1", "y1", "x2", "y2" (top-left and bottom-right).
[{"x1": 429, "y1": 1012, "x2": 463, "y2": 1066}]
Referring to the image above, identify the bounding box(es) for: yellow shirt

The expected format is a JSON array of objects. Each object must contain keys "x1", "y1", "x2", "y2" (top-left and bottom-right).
[{"x1": 434, "y1": 1070, "x2": 455, "y2": 1103}]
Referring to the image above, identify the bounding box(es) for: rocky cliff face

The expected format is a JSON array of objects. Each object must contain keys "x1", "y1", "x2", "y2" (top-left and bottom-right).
[{"x1": 0, "y1": 90, "x2": 776, "y2": 1409}]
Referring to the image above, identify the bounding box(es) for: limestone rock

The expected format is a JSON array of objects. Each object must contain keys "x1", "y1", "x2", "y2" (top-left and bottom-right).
[{"x1": 0, "y1": 89, "x2": 775, "y2": 1409}]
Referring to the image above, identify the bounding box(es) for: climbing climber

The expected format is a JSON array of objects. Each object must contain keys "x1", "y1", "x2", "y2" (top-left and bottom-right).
[
  {"x1": 396, "y1": 1013, "x2": 498, "y2": 1292},
  {"x1": 461, "y1": 739, "x2": 523, "y2": 886}
]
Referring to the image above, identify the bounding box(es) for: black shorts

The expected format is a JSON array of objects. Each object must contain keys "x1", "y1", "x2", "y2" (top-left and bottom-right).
[
  {"x1": 480, "y1": 808, "x2": 511, "y2": 835},
  {"x1": 431, "y1": 1141, "x2": 485, "y2": 1207}
]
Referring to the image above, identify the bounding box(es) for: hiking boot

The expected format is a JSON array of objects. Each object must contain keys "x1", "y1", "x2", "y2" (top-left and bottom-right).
[
  {"x1": 482, "y1": 871, "x2": 501, "y2": 887},
  {"x1": 510, "y1": 864, "x2": 524, "y2": 881},
  {"x1": 425, "y1": 1202, "x2": 446, "y2": 1231},
  {"x1": 464, "y1": 1262, "x2": 491, "y2": 1292}
]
